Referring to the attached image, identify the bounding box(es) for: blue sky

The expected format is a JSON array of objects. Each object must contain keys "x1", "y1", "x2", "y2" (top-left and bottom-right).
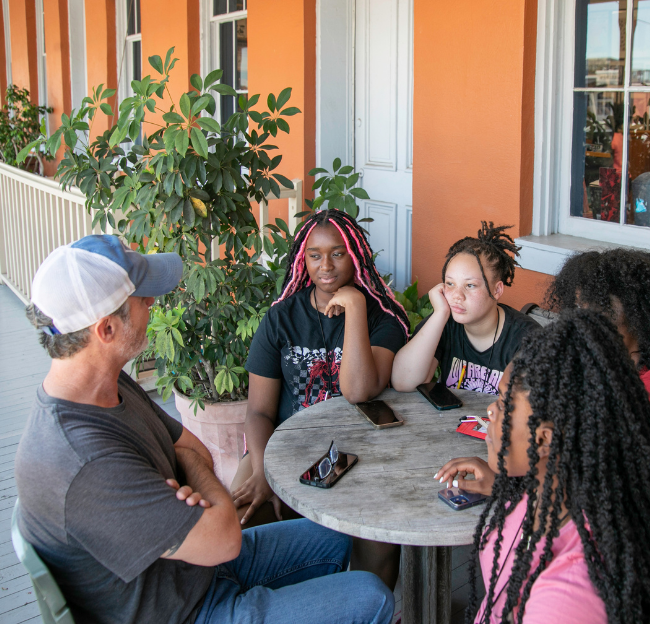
[{"x1": 586, "y1": 1, "x2": 650, "y2": 70}]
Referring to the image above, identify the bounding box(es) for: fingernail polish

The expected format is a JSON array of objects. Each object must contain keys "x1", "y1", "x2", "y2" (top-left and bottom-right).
[
  {"x1": 439, "y1": 477, "x2": 444, "y2": 483},
  {"x1": 452, "y1": 480, "x2": 459, "y2": 487},
  {"x1": 434, "y1": 472, "x2": 438, "y2": 479}
]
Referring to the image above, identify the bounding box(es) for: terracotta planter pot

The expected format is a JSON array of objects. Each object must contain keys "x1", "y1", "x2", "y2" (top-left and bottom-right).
[{"x1": 174, "y1": 389, "x2": 247, "y2": 490}]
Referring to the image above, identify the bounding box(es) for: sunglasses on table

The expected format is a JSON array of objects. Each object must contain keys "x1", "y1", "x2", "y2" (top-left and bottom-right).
[{"x1": 299, "y1": 440, "x2": 358, "y2": 489}]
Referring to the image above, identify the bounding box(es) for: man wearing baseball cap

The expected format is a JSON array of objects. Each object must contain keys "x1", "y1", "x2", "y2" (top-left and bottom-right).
[{"x1": 14, "y1": 235, "x2": 394, "y2": 624}]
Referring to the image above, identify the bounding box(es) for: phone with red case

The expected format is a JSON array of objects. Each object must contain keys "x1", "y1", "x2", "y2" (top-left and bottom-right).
[{"x1": 456, "y1": 418, "x2": 489, "y2": 440}]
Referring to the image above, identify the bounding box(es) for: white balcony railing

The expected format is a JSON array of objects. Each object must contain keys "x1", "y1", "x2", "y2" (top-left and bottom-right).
[
  {"x1": 0, "y1": 163, "x2": 106, "y2": 304},
  {"x1": 0, "y1": 162, "x2": 303, "y2": 305}
]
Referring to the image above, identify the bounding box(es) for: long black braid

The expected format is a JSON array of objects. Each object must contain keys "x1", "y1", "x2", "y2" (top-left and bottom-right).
[
  {"x1": 466, "y1": 309, "x2": 650, "y2": 624},
  {"x1": 442, "y1": 222, "x2": 521, "y2": 297},
  {"x1": 275, "y1": 209, "x2": 409, "y2": 339},
  {"x1": 546, "y1": 248, "x2": 650, "y2": 369}
]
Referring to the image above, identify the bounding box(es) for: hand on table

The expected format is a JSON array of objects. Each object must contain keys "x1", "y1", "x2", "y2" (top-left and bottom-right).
[
  {"x1": 434, "y1": 457, "x2": 495, "y2": 496},
  {"x1": 324, "y1": 286, "x2": 366, "y2": 318},
  {"x1": 166, "y1": 478, "x2": 212, "y2": 508},
  {"x1": 231, "y1": 470, "x2": 282, "y2": 525}
]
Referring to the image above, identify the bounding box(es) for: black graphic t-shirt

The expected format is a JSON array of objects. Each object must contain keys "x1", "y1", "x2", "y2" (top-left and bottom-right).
[
  {"x1": 412, "y1": 304, "x2": 539, "y2": 395},
  {"x1": 246, "y1": 286, "x2": 406, "y2": 424}
]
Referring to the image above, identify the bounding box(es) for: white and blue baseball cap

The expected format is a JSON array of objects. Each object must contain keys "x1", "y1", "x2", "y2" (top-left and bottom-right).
[{"x1": 31, "y1": 235, "x2": 183, "y2": 334}]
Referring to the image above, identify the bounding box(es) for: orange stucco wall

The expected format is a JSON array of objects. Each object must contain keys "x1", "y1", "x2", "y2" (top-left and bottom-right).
[
  {"x1": 140, "y1": 0, "x2": 200, "y2": 132},
  {"x1": 8, "y1": 0, "x2": 39, "y2": 102},
  {"x1": 412, "y1": 0, "x2": 546, "y2": 309},
  {"x1": 248, "y1": 0, "x2": 316, "y2": 225},
  {"x1": 85, "y1": 0, "x2": 117, "y2": 140}
]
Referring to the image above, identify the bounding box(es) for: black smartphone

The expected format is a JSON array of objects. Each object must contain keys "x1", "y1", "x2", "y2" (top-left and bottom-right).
[
  {"x1": 438, "y1": 487, "x2": 487, "y2": 510},
  {"x1": 355, "y1": 400, "x2": 404, "y2": 429},
  {"x1": 417, "y1": 381, "x2": 463, "y2": 410},
  {"x1": 299, "y1": 450, "x2": 359, "y2": 489}
]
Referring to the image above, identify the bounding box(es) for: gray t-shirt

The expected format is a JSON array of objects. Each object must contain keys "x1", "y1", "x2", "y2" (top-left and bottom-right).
[{"x1": 15, "y1": 372, "x2": 214, "y2": 624}]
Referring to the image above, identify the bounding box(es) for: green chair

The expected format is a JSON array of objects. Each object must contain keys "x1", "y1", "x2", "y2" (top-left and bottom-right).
[{"x1": 11, "y1": 500, "x2": 75, "y2": 624}]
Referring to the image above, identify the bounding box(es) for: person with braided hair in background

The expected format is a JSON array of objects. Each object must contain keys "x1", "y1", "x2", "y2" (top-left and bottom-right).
[
  {"x1": 546, "y1": 247, "x2": 650, "y2": 396},
  {"x1": 392, "y1": 222, "x2": 538, "y2": 394},
  {"x1": 438, "y1": 310, "x2": 650, "y2": 623},
  {"x1": 230, "y1": 208, "x2": 409, "y2": 590}
]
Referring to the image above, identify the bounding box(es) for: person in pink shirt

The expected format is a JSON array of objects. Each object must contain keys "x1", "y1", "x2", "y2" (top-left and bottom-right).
[{"x1": 436, "y1": 310, "x2": 650, "y2": 623}]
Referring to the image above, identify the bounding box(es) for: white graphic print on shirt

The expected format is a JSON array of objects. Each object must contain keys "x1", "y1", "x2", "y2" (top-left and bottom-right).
[{"x1": 445, "y1": 356, "x2": 504, "y2": 395}]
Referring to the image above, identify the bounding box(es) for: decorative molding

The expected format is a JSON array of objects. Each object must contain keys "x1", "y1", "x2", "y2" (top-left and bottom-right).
[
  {"x1": 358, "y1": 0, "x2": 398, "y2": 170},
  {"x1": 362, "y1": 200, "x2": 397, "y2": 278}
]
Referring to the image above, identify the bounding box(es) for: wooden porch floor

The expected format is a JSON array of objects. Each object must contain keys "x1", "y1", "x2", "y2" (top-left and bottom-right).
[{"x1": 0, "y1": 282, "x2": 478, "y2": 624}]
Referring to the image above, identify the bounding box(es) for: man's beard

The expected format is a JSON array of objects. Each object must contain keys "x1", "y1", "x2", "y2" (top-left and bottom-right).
[{"x1": 119, "y1": 319, "x2": 149, "y2": 361}]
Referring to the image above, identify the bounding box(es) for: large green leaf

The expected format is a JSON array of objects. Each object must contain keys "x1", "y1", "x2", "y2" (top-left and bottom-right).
[
  {"x1": 190, "y1": 127, "x2": 209, "y2": 159},
  {"x1": 179, "y1": 93, "x2": 191, "y2": 118},
  {"x1": 148, "y1": 55, "x2": 164, "y2": 74}
]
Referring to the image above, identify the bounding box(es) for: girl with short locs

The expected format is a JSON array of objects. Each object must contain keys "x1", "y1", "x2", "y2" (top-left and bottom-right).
[
  {"x1": 392, "y1": 222, "x2": 538, "y2": 395},
  {"x1": 230, "y1": 209, "x2": 408, "y2": 589}
]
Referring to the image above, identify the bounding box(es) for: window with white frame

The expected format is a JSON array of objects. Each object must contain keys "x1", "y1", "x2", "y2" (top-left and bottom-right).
[
  {"x1": 126, "y1": 0, "x2": 142, "y2": 92},
  {"x1": 116, "y1": 0, "x2": 141, "y2": 103},
  {"x1": 571, "y1": 1, "x2": 650, "y2": 230},
  {"x1": 203, "y1": 0, "x2": 248, "y2": 123},
  {"x1": 528, "y1": 0, "x2": 650, "y2": 257}
]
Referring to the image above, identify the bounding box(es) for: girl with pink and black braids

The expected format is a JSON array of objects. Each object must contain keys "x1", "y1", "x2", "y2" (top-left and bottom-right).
[{"x1": 230, "y1": 209, "x2": 408, "y2": 590}]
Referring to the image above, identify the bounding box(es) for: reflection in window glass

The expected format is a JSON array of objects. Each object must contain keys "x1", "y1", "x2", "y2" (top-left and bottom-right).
[
  {"x1": 236, "y1": 19, "x2": 247, "y2": 91},
  {"x1": 133, "y1": 40, "x2": 141, "y2": 83},
  {"x1": 220, "y1": 21, "x2": 234, "y2": 121},
  {"x1": 213, "y1": 0, "x2": 244, "y2": 15},
  {"x1": 127, "y1": 0, "x2": 141, "y2": 36},
  {"x1": 571, "y1": 91, "x2": 625, "y2": 222},
  {"x1": 632, "y1": 0, "x2": 650, "y2": 85},
  {"x1": 627, "y1": 93, "x2": 650, "y2": 226},
  {"x1": 576, "y1": 0, "x2": 627, "y2": 88}
]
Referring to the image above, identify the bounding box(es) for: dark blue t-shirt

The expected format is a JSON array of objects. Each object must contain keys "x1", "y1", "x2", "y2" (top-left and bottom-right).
[{"x1": 246, "y1": 286, "x2": 406, "y2": 424}]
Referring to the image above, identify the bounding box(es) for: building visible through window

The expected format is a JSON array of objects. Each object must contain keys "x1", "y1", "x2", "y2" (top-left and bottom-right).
[{"x1": 572, "y1": 0, "x2": 650, "y2": 229}]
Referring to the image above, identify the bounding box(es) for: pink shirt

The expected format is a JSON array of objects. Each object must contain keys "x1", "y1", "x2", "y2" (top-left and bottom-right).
[
  {"x1": 640, "y1": 368, "x2": 650, "y2": 398},
  {"x1": 475, "y1": 496, "x2": 607, "y2": 624}
]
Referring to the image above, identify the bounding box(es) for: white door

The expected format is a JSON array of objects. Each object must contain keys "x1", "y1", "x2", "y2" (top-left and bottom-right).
[{"x1": 355, "y1": 0, "x2": 413, "y2": 291}]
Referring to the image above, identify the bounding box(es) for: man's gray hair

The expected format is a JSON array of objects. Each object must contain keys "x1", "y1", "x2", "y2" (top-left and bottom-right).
[{"x1": 26, "y1": 299, "x2": 130, "y2": 359}]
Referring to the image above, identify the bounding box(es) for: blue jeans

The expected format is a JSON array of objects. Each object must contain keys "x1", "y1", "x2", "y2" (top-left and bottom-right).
[{"x1": 195, "y1": 518, "x2": 394, "y2": 624}]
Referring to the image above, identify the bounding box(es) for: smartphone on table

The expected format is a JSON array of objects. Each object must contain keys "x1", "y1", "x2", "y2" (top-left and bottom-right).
[
  {"x1": 438, "y1": 487, "x2": 487, "y2": 510},
  {"x1": 417, "y1": 381, "x2": 463, "y2": 411},
  {"x1": 355, "y1": 400, "x2": 404, "y2": 429},
  {"x1": 299, "y1": 440, "x2": 359, "y2": 489}
]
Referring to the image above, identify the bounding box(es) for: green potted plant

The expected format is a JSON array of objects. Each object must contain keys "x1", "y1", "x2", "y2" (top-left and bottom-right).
[
  {"x1": 20, "y1": 48, "x2": 301, "y2": 486},
  {"x1": 0, "y1": 85, "x2": 52, "y2": 175}
]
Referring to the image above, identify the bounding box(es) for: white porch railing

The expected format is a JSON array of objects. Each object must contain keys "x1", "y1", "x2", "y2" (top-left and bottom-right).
[
  {"x1": 0, "y1": 162, "x2": 304, "y2": 305},
  {"x1": 0, "y1": 162, "x2": 106, "y2": 304}
]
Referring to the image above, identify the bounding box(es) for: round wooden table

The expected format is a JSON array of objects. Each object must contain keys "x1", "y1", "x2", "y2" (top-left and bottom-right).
[{"x1": 264, "y1": 388, "x2": 492, "y2": 624}]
